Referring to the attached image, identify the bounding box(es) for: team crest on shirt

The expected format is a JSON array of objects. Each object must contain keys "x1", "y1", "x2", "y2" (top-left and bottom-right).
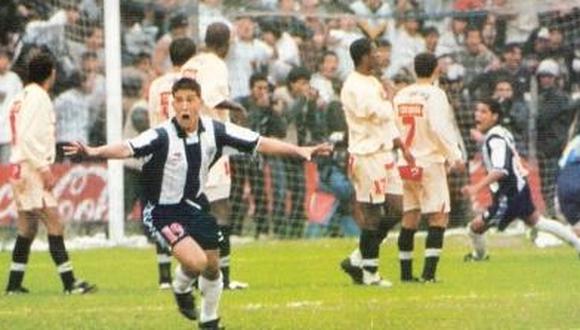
[{"x1": 169, "y1": 152, "x2": 183, "y2": 163}]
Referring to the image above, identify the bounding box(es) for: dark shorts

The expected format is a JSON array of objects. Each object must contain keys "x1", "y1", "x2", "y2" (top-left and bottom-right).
[
  {"x1": 483, "y1": 184, "x2": 536, "y2": 231},
  {"x1": 557, "y1": 165, "x2": 580, "y2": 225},
  {"x1": 143, "y1": 202, "x2": 221, "y2": 251}
]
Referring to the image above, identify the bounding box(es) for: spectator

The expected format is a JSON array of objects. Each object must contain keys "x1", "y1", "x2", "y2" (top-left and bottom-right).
[
  {"x1": 435, "y1": 15, "x2": 468, "y2": 57},
  {"x1": 388, "y1": 10, "x2": 426, "y2": 79},
  {"x1": 122, "y1": 5, "x2": 158, "y2": 65},
  {"x1": 373, "y1": 38, "x2": 392, "y2": 81},
  {"x1": 310, "y1": 51, "x2": 339, "y2": 106},
  {"x1": 328, "y1": 16, "x2": 364, "y2": 81},
  {"x1": 536, "y1": 58, "x2": 574, "y2": 217},
  {"x1": 152, "y1": 12, "x2": 189, "y2": 76},
  {"x1": 198, "y1": 0, "x2": 232, "y2": 42},
  {"x1": 21, "y1": 3, "x2": 80, "y2": 76},
  {"x1": 231, "y1": 73, "x2": 288, "y2": 237},
  {"x1": 273, "y1": 67, "x2": 325, "y2": 237},
  {"x1": 456, "y1": 26, "x2": 499, "y2": 97},
  {"x1": 423, "y1": 26, "x2": 440, "y2": 55},
  {"x1": 471, "y1": 43, "x2": 532, "y2": 100},
  {"x1": 69, "y1": 25, "x2": 104, "y2": 71},
  {"x1": 54, "y1": 72, "x2": 93, "y2": 162},
  {"x1": 261, "y1": 21, "x2": 301, "y2": 85},
  {"x1": 492, "y1": 79, "x2": 530, "y2": 156},
  {"x1": 227, "y1": 17, "x2": 273, "y2": 100},
  {"x1": 0, "y1": 49, "x2": 23, "y2": 163},
  {"x1": 349, "y1": 0, "x2": 394, "y2": 41}
]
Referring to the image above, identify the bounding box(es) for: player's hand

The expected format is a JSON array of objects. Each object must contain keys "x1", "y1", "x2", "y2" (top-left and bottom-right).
[
  {"x1": 470, "y1": 128, "x2": 483, "y2": 142},
  {"x1": 461, "y1": 185, "x2": 477, "y2": 198},
  {"x1": 63, "y1": 141, "x2": 92, "y2": 158},
  {"x1": 299, "y1": 143, "x2": 333, "y2": 161},
  {"x1": 39, "y1": 167, "x2": 56, "y2": 191}
]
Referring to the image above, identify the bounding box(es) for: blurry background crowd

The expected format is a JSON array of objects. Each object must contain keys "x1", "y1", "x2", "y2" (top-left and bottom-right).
[{"x1": 0, "y1": 0, "x2": 579, "y2": 238}]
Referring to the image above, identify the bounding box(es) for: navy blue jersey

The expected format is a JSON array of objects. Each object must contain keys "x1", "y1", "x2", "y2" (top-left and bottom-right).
[
  {"x1": 127, "y1": 116, "x2": 260, "y2": 208},
  {"x1": 482, "y1": 125, "x2": 528, "y2": 197}
]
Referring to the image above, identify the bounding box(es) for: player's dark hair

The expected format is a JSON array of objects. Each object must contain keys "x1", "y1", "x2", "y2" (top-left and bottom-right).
[
  {"x1": 350, "y1": 38, "x2": 372, "y2": 68},
  {"x1": 172, "y1": 77, "x2": 201, "y2": 97},
  {"x1": 249, "y1": 72, "x2": 268, "y2": 89},
  {"x1": 169, "y1": 37, "x2": 196, "y2": 66},
  {"x1": 205, "y1": 22, "x2": 230, "y2": 49},
  {"x1": 27, "y1": 52, "x2": 55, "y2": 84},
  {"x1": 479, "y1": 98, "x2": 503, "y2": 121},
  {"x1": 414, "y1": 52, "x2": 438, "y2": 78}
]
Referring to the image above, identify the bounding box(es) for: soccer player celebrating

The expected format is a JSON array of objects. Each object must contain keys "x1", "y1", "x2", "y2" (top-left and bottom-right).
[
  {"x1": 181, "y1": 22, "x2": 248, "y2": 290},
  {"x1": 147, "y1": 37, "x2": 197, "y2": 290},
  {"x1": 393, "y1": 53, "x2": 465, "y2": 282},
  {"x1": 339, "y1": 38, "x2": 413, "y2": 287},
  {"x1": 462, "y1": 99, "x2": 580, "y2": 261},
  {"x1": 5, "y1": 52, "x2": 95, "y2": 295},
  {"x1": 64, "y1": 77, "x2": 331, "y2": 329}
]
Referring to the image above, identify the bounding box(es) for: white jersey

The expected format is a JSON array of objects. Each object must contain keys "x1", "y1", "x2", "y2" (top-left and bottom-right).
[
  {"x1": 181, "y1": 52, "x2": 230, "y2": 122},
  {"x1": 148, "y1": 71, "x2": 181, "y2": 126},
  {"x1": 393, "y1": 83, "x2": 463, "y2": 167},
  {"x1": 9, "y1": 84, "x2": 56, "y2": 169},
  {"x1": 340, "y1": 71, "x2": 399, "y2": 156}
]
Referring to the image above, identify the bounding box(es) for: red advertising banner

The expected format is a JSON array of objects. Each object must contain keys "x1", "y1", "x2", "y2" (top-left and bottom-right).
[{"x1": 0, "y1": 163, "x2": 108, "y2": 226}]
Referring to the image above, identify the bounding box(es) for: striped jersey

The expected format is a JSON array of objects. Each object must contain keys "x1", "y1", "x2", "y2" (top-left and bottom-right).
[
  {"x1": 482, "y1": 125, "x2": 528, "y2": 195},
  {"x1": 127, "y1": 116, "x2": 260, "y2": 208}
]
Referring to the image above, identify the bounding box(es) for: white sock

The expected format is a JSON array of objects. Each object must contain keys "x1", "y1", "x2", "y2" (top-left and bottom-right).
[
  {"x1": 172, "y1": 265, "x2": 195, "y2": 294},
  {"x1": 349, "y1": 248, "x2": 362, "y2": 267},
  {"x1": 535, "y1": 217, "x2": 580, "y2": 252},
  {"x1": 468, "y1": 226, "x2": 487, "y2": 258},
  {"x1": 199, "y1": 272, "x2": 223, "y2": 323}
]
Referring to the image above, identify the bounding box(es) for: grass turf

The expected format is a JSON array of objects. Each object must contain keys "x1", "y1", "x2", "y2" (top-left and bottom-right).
[{"x1": 1, "y1": 235, "x2": 579, "y2": 329}]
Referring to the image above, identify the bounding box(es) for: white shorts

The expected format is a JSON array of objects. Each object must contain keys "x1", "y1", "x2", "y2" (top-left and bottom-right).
[
  {"x1": 205, "y1": 155, "x2": 231, "y2": 202},
  {"x1": 10, "y1": 162, "x2": 57, "y2": 211},
  {"x1": 349, "y1": 151, "x2": 400, "y2": 204},
  {"x1": 402, "y1": 162, "x2": 450, "y2": 214}
]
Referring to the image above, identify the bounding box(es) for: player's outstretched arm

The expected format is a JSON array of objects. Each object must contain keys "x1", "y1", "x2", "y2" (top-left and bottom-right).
[
  {"x1": 63, "y1": 141, "x2": 133, "y2": 160},
  {"x1": 257, "y1": 137, "x2": 333, "y2": 161}
]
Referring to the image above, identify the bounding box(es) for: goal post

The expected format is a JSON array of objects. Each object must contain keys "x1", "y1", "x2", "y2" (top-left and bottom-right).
[{"x1": 104, "y1": 0, "x2": 124, "y2": 243}]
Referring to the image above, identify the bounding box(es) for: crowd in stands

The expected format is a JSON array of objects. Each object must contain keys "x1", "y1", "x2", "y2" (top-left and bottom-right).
[{"x1": 0, "y1": 0, "x2": 579, "y2": 235}]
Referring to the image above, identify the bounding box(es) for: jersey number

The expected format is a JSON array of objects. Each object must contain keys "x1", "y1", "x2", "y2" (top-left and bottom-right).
[
  {"x1": 9, "y1": 101, "x2": 22, "y2": 145},
  {"x1": 402, "y1": 115, "x2": 416, "y2": 147}
]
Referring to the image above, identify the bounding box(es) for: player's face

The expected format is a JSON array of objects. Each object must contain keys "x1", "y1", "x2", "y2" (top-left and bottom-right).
[
  {"x1": 474, "y1": 103, "x2": 498, "y2": 133},
  {"x1": 173, "y1": 88, "x2": 202, "y2": 132}
]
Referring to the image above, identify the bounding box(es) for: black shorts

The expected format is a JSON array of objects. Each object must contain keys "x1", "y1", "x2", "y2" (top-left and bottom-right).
[
  {"x1": 483, "y1": 185, "x2": 536, "y2": 231},
  {"x1": 143, "y1": 202, "x2": 221, "y2": 251},
  {"x1": 557, "y1": 165, "x2": 580, "y2": 225}
]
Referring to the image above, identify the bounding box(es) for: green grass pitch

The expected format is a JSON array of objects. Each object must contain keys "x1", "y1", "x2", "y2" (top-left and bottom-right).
[{"x1": 1, "y1": 235, "x2": 580, "y2": 329}]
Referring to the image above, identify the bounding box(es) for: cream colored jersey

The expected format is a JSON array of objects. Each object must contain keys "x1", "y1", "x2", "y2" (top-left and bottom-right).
[
  {"x1": 9, "y1": 83, "x2": 56, "y2": 169},
  {"x1": 393, "y1": 83, "x2": 462, "y2": 167},
  {"x1": 340, "y1": 71, "x2": 399, "y2": 155},
  {"x1": 181, "y1": 52, "x2": 230, "y2": 122},
  {"x1": 148, "y1": 71, "x2": 181, "y2": 126}
]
